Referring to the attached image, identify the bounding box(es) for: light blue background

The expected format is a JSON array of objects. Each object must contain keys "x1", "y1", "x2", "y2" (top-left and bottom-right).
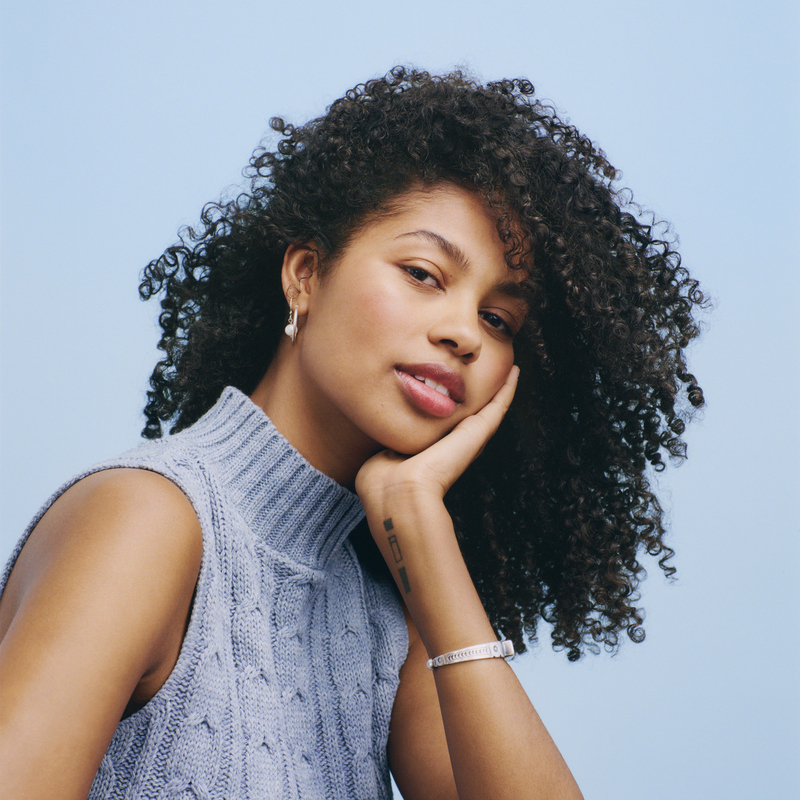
[{"x1": 2, "y1": 1, "x2": 798, "y2": 797}]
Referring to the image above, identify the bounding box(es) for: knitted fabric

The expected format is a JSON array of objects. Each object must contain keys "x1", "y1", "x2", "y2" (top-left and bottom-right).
[{"x1": 1, "y1": 387, "x2": 408, "y2": 799}]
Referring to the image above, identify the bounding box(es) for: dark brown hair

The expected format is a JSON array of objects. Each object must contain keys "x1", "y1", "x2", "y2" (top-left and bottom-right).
[{"x1": 140, "y1": 67, "x2": 705, "y2": 660}]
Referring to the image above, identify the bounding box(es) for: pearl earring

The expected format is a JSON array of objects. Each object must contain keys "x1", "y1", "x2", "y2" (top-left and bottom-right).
[{"x1": 284, "y1": 298, "x2": 298, "y2": 344}]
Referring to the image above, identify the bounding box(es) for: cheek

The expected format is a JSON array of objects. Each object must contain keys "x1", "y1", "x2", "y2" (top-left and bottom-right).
[
  {"x1": 302, "y1": 279, "x2": 408, "y2": 377},
  {"x1": 473, "y1": 347, "x2": 515, "y2": 406},
  {"x1": 355, "y1": 289, "x2": 410, "y2": 332},
  {"x1": 350, "y1": 283, "x2": 416, "y2": 342}
]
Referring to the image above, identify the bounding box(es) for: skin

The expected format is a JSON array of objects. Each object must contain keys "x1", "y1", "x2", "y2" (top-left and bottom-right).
[
  {"x1": 251, "y1": 184, "x2": 529, "y2": 485},
  {"x1": 0, "y1": 183, "x2": 583, "y2": 799},
  {"x1": 0, "y1": 469, "x2": 202, "y2": 799}
]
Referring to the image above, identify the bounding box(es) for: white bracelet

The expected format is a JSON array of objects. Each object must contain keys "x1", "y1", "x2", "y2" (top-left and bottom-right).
[{"x1": 426, "y1": 639, "x2": 515, "y2": 670}]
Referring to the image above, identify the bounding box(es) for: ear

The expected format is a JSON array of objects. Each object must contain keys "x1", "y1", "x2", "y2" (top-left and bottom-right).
[{"x1": 280, "y1": 242, "x2": 319, "y2": 316}]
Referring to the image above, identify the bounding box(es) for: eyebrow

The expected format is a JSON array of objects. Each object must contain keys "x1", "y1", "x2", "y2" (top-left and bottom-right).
[
  {"x1": 493, "y1": 279, "x2": 531, "y2": 306},
  {"x1": 395, "y1": 229, "x2": 531, "y2": 307},
  {"x1": 395, "y1": 229, "x2": 470, "y2": 271}
]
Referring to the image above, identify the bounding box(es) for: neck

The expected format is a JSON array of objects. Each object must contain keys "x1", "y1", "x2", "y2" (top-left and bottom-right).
[{"x1": 250, "y1": 347, "x2": 381, "y2": 488}]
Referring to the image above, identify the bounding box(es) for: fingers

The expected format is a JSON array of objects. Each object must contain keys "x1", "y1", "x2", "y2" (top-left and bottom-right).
[
  {"x1": 472, "y1": 364, "x2": 519, "y2": 428},
  {"x1": 356, "y1": 366, "x2": 520, "y2": 502},
  {"x1": 452, "y1": 364, "x2": 519, "y2": 444},
  {"x1": 415, "y1": 365, "x2": 519, "y2": 493}
]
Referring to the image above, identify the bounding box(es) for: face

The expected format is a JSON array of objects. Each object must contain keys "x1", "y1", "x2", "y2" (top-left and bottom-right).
[{"x1": 274, "y1": 183, "x2": 529, "y2": 471}]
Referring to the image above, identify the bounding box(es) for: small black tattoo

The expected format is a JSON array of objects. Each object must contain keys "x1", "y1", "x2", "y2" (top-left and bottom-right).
[
  {"x1": 388, "y1": 535, "x2": 403, "y2": 563},
  {"x1": 398, "y1": 566, "x2": 411, "y2": 594},
  {"x1": 383, "y1": 518, "x2": 394, "y2": 532}
]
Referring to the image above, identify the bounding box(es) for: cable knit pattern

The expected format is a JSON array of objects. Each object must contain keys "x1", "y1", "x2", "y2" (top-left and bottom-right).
[{"x1": 1, "y1": 387, "x2": 408, "y2": 799}]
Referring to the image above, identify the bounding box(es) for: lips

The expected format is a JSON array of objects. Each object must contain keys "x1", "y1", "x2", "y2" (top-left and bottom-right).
[{"x1": 395, "y1": 362, "x2": 466, "y2": 418}]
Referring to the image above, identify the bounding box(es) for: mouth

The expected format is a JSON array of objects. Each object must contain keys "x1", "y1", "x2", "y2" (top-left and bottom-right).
[
  {"x1": 412, "y1": 374, "x2": 453, "y2": 399},
  {"x1": 394, "y1": 362, "x2": 466, "y2": 418},
  {"x1": 396, "y1": 362, "x2": 466, "y2": 403}
]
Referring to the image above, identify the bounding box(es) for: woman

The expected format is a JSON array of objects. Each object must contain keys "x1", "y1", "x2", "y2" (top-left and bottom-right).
[{"x1": 0, "y1": 67, "x2": 704, "y2": 799}]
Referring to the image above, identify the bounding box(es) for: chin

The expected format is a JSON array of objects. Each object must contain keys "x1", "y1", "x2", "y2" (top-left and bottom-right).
[{"x1": 374, "y1": 418, "x2": 457, "y2": 457}]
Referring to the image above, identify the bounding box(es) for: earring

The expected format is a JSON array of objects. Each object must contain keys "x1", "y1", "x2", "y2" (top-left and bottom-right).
[{"x1": 284, "y1": 298, "x2": 299, "y2": 344}]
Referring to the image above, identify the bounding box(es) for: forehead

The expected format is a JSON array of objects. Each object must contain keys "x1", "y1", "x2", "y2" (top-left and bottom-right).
[
  {"x1": 375, "y1": 183, "x2": 500, "y2": 237},
  {"x1": 357, "y1": 184, "x2": 525, "y2": 273}
]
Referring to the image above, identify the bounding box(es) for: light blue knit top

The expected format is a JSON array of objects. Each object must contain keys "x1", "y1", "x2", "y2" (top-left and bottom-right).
[{"x1": 1, "y1": 387, "x2": 408, "y2": 799}]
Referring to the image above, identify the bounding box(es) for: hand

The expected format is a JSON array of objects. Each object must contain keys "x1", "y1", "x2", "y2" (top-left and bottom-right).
[
  {"x1": 354, "y1": 363, "x2": 583, "y2": 800},
  {"x1": 355, "y1": 364, "x2": 519, "y2": 505}
]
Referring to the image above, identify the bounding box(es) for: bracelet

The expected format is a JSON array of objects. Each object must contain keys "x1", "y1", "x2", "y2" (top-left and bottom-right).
[{"x1": 426, "y1": 639, "x2": 515, "y2": 670}]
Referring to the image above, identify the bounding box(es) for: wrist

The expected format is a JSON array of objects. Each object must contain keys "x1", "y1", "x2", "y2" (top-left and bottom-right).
[
  {"x1": 426, "y1": 639, "x2": 515, "y2": 670},
  {"x1": 362, "y1": 481, "x2": 496, "y2": 655}
]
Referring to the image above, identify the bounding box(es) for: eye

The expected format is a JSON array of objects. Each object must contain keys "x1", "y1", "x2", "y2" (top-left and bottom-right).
[
  {"x1": 480, "y1": 310, "x2": 514, "y2": 337},
  {"x1": 403, "y1": 266, "x2": 441, "y2": 288}
]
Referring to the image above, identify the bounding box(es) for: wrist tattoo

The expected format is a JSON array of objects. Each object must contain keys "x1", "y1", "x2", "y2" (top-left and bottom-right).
[
  {"x1": 383, "y1": 518, "x2": 410, "y2": 593},
  {"x1": 388, "y1": 534, "x2": 403, "y2": 563}
]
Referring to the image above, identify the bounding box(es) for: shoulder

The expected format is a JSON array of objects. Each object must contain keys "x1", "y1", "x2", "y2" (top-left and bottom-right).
[
  {"x1": 1, "y1": 468, "x2": 202, "y2": 647},
  {"x1": 0, "y1": 468, "x2": 203, "y2": 797},
  {"x1": 29, "y1": 468, "x2": 200, "y2": 572}
]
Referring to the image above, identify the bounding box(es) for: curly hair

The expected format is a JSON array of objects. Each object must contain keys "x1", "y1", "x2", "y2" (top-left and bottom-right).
[{"x1": 139, "y1": 66, "x2": 705, "y2": 660}]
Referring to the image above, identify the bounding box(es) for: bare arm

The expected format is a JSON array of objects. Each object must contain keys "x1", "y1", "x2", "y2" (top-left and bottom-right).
[
  {"x1": 0, "y1": 469, "x2": 202, "y2": 800},
  {"x1": 356, "y1": 367, "x2": 583, "y2": 800}
]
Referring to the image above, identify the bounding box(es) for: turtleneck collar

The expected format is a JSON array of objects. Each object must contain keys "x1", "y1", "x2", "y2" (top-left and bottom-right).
[{"x1": 180, "y1": 387, "x2": 365, "y2": 570}]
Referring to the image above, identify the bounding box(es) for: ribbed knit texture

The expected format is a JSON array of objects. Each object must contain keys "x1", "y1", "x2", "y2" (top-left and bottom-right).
[{"x1": 1, "y1": 387, "x2": 408, "y2": 799}]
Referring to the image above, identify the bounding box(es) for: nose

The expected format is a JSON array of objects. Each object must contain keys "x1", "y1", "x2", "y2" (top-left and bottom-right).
[{"x1": 429, "y1": 305, "x2": 482, "y2": 363}]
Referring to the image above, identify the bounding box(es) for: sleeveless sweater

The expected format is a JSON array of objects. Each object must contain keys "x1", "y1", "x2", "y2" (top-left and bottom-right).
[{"x1": 1, "y1": 387, "x2": 408, "y2": 799}]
